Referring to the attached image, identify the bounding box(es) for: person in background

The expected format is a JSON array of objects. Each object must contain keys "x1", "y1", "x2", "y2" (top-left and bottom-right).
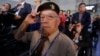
[
  {"x1": 59, "y1": 10, "x2": 66, "y2": 33},
  {"x1": 71, "y1": 3, "x2": 91, "y2": 56},
  {"x1": 63, "y1": 10, "x2": 67, "y2": 17},
  {"x1": 33, "y1": 0, "x2": 42, "y2": 11},
  {"x1": 12, "y1": 0, "x2": 32, "y2": 28},
  {"x1": 65, "y1": 10, "x2": 73, "y2": 35},
  {"x1": 27, "y1": 0, "x2": 42, "y2": 32},
  {"x1": 72, "y1": 3, "x2": 91, "y2": 30},
  {"x1": 66, "y1": 10, "x2": 72, "y2": 25},
  {"x1": 67, "y1": 21, "x2": 92, "y2": 56},
  {"x1": 0, "y1": 3, "x2": 15, "y2": 36},
  {"x1": 15, "y1": 2, "x2": 76, "y2": 56},
  {"x1": 92, "y1": 15, "x2": 100, "y2": 48}
]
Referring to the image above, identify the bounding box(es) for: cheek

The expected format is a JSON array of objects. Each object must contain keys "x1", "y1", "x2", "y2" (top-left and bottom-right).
[
  {"x1": 52, "y1": 20, "x2": 58, "y2": 28},
  {"x1": 82, "y1": 8, "x2": 85, "y2": 10},
  {"x1": 49, "y1": 22, "x2": 54, "y2": 28}
]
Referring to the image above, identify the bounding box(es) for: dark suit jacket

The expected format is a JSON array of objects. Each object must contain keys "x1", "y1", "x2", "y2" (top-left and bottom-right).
[
  {"x1": 67, "y1": 29, "x2": 92, "y2": 48},
  {"x1": 12, "y1": 2, "x2": 32, "y2": 16},
  {"x1": 12, "y1": 2, "x2": 32, "y2": 27},
  {"x1": 0, "y1": 10, "x2": 15, "y2": 27},
  {"x1": 72, "y1": 11, "x2": 91, "y2": 27},
  {"x1": 71, "y1": 11, "x2": 91, "y2": 48},
  {"x1": 0, "y1": 10, "x2": 15, "y2": 35}
]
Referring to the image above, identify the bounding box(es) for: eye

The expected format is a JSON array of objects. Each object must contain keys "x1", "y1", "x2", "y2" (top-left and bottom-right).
[
  {"x1": 49, "y1": 15, "x2": 53, "y2": 17},
  {"x1": 48, "y1": 15, "x2": 54, "y2": 18},
  {"x1": 40, "y1": 16, "x2": 45, "y2": 19}
]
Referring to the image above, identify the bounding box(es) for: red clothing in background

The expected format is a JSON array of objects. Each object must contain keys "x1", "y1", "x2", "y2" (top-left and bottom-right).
[{"x1": 60, "y1": 14, "x2": 66, "y2": 26}]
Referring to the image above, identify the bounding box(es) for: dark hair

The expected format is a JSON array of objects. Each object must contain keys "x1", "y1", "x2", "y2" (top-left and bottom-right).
[
  {"x1": 40, "y1": 0, "x2": 42, "y2": 3},
  {"x1": 67, "y1": 10, "x2": 71, "y2": 13},
  {"x1": 60, "y1": 10, "x2": 63, "y2": 12},
  {"x1": 79, "y1": 3, "x2": 86, "y2": 7},
  {"x1": 5, "y1": 3, "x2": 11, "y2": 9}
]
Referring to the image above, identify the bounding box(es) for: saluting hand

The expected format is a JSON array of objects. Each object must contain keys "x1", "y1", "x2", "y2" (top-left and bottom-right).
[
  {"x1": 24, "y1": 11, "x2": 40, "y2": 25},
  {"x1": 75, "y1": 23, "x2": 83, "y2": 33}
]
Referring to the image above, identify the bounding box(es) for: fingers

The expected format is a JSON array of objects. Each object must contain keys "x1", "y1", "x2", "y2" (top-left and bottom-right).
[
  {"x1": 24, "y1": 14, "x2": 37, "y2": 24},
  {"x1": 31, "y1": 11, "x2": 40, "y2": 17},
  {"x1": 25, "y1": 14, "x2": 33, "y2": 20},
  {"x1": 24, "y1": 11, "x2": 40, "y2": 25}
]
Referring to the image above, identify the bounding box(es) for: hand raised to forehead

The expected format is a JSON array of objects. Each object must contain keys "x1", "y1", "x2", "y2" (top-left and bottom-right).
[
  {"x1": 24, "y1": 11, "x2": 40, "y2": 24},
  {"x1": 75, "y1": 23, "x2": 83, "y2": 33}
]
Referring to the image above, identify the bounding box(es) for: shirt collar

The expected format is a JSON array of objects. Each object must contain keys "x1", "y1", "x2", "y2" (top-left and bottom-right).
[
  {"x1": 21, "y1": 1, "x2": 25, "y2": 5},
  {"x1": 48, "y1": 30, "x2": 59, "y2": 43}
]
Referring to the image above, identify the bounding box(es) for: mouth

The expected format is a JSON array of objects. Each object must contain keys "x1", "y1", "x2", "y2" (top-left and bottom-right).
[{"x1": 42, "y1": 26, "x2": 50, "y2": 29}]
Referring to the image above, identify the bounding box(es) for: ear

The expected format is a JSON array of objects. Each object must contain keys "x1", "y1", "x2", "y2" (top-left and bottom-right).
[
  {"x1": 57, "y1": 17, "x2": 60, "y2": 26},
  {"x1": 59, "y1": 13, "x2": 61, "y2": 16}
]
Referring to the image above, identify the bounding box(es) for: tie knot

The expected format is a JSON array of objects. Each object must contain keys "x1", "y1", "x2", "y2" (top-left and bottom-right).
[{"x1": 41, "y1": 36, "x2": 48, "y2": 41}]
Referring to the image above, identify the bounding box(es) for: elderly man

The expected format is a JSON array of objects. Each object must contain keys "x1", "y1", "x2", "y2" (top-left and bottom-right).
[{"x1": 15, "y1": 2, "x2": 75, "y2": 56}]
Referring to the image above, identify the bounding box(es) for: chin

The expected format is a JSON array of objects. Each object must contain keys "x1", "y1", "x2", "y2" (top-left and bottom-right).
[
  {"x1": 43, "y1": 29, "x2": 51, "y2": 34},
  {"x1": 44, "y1": 29, "x2": 50, "y2": 33}
]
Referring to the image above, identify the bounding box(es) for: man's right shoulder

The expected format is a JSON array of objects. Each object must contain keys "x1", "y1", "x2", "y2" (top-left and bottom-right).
[{"x1": 73, "y1": 12, "x2": 79, "y2": 15}]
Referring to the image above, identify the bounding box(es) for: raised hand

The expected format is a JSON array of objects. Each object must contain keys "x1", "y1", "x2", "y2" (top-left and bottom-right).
[
  {"x1": 24, "y1": 11, "x2": 40, "y2": 25},
  {"x1": 75, "y1": 23, "x2": 83, "y2": 33}
]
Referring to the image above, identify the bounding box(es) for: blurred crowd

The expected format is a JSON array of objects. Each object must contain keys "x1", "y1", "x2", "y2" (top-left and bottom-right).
[{"x1": 0, "y1": 0, "x2": 100, "y2": 56}]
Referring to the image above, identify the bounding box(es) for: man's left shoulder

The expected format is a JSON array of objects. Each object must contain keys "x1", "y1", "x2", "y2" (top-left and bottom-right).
[
  {"x1": 25, "y1": 2, "x2": 31, "y2": 6},
  {"x1": 85, "y1": 11, "x2": 90, "y2": 15}
]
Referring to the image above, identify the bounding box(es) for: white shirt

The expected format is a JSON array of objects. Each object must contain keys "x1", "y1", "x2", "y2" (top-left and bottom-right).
[{"x1": 15, "y1": 1, "x2": 25, "y2": 16}]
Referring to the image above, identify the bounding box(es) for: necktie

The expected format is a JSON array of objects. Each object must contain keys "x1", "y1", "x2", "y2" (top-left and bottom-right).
[
  {"x1": 31, "y1": 36, "x2": 48, "y2": 56},
  {"x1": 79, "y1": 14, "x2": 83, "y2": 22}
]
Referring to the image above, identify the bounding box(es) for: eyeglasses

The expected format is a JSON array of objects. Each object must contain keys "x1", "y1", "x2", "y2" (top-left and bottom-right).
[{"x1": 40, "y1": 15, "x2": 59, "y2": 20}]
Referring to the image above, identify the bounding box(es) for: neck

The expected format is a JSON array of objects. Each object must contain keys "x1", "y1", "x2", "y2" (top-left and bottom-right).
[
  {"x1": 50, "y1": 29, "x2": 59, "y2": 35},
  {"x1": 74, "y1": 32, "x2": 80, "y2": 38},
  {"x1": 79, "y1": 11, "x2": 85, "y2": 14},
  {"x1": 20, "y1": 1, "x2": 25, "y2": 3},
  {"x1": 35, "y1": 2, "x2": 41, "y2": 6}
]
